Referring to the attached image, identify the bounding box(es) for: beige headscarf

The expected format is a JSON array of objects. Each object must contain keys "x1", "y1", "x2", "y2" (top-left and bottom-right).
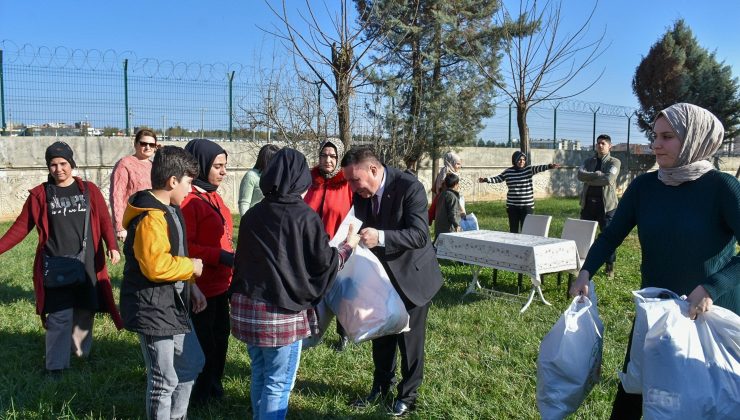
[
  {"x1": 434, "y1": 151, "x2": 462, "y2": 194},
  {"x1": 655, "y1": 103, "x2": 724, "y2": 186},
  {"x1": 318, "y1": 138, "x2": 344, "y2": 178}
]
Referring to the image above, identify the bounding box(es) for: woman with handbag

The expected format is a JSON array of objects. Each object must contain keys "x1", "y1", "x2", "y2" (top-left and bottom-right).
[{"x1": 0, "y1": 141, "x2": 122, "y2": 375}]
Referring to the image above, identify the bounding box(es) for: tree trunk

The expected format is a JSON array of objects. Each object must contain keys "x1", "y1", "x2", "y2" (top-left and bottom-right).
[
  {"x1": 516, "y1": 104, "x2": 530, "y2": 156},
  {"x1": 337, "y1": 78, "x2": 351, "y2": 150},
  {"x1": 332, "y1": 42, "x2": 353, "y2": 150}
]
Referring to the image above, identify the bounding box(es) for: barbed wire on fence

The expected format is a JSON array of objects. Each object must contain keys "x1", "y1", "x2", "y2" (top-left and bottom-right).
[
  {"x1": 0, "y1": 40, "x2": 259, "y2": 82},
  {"x1": 1, "y1": 40, "x2": 653, "y2": 147}
]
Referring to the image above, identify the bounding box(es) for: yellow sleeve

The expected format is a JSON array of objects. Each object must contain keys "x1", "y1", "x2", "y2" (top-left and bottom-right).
[{"x1": 134, "y1": 211, "x2": 195, "y2": 282}]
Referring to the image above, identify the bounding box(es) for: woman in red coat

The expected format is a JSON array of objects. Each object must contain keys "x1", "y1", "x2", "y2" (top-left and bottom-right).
[
  {"x1": 181, "y1": 139, "x2": 234, "y2": 405},
  {"x1": 0, "y1": 142, "x2": 121, "y2": 374},
  {"x1": 303, "y1": 138, "x2": 353, "y2": 350}
]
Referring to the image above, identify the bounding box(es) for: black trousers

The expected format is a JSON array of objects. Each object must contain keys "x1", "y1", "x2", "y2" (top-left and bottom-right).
[
  {"x1": 191, "y1": 291, "x2": 231, "y2": 401},
  {"x1": 371, "y1": 300, "x2": 430, "y2": 405},
  {"x1": 506, "y1": 205, "x2": 533, "y2": 233},
  {"x1": 610, "y1": 322, "x2": 642, "y2": 419},
  {"x1": 580, "y1": 198, "x2": 616, "y2": 264}
]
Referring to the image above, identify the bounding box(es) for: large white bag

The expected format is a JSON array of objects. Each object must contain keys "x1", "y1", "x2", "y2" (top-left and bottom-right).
[
  {"x1": 537, "y1": 282, "x2": 604, "y2": 420},
  {"x1": 619, "y1": 287, "x2": 682, "y2": 394},
  {"x1": 642, "y1": 303, "x2": 740, "y2": 419},
  {"x1": 325, "y1": 245, "x2": 410, "y2": 343}
]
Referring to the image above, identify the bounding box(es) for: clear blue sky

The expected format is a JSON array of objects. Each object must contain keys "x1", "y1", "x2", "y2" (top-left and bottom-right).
[
  {"x1": 1, "y1": 0, "x2": 738, "y2": 144},
  {"x1": 2, "y1": 0, "x2": 737, "y2": 108}
]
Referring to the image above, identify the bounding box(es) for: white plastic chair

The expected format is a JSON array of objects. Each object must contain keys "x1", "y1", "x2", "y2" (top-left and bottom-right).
[
  {"x1": 521, "y1": 214, "x2": 552, "y2": 237},
  {"x1": 558, "y1": 218, "x2": 598, "y2": 296},
  {"x1": 495, "y1": 214, "x2": 552, "y2": 291}
]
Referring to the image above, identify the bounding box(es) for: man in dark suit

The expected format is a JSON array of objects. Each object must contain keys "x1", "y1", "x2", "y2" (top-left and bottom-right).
[{"x1": 341, "y1": 146, "x2": 443, "y2": 417}]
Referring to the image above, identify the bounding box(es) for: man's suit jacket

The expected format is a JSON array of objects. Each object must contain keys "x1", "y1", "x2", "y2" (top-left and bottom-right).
[{"x1": 354, "y1": 166, "x2": 443, "y2": 307}]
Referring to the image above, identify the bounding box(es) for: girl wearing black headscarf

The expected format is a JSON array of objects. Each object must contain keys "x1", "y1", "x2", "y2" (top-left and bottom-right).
[
  {"x1": 230, "y1": 148, "x2": 359, "y2": 419},
  {"x1": 182, "y1": 138, "x2": 234, "y2": 405},
  {"x1": 478, "y1": 151, "x2": 561, "y2": 233}
]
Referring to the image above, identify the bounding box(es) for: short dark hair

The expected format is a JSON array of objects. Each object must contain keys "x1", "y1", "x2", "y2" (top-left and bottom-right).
[
  {"x1": 135, "y1": 128, "x2": 158, "y2": 143},
  {"x1": 596, "y1": 134, "x2": 611, "y2": 143},
  {"x1": 254, "y1": 144, "x2": 280, "y2": 172},
  {"x1": 151, "y1": 146, "x2": 199, "y2": 189},
  {"x1": 341, "y1": 145, "x2": 382, "y2": 167},
  {"x1": 444, "y1": 172, "x2": 459, "y2": 189}
]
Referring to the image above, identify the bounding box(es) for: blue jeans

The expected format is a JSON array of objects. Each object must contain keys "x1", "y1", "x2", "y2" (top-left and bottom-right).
[
  {"x1": 139, "y1": 327, "x2": 205, "y2": 420},
  {"x1": 247, "y1": 340, "x2": 302, "y2": 420}
]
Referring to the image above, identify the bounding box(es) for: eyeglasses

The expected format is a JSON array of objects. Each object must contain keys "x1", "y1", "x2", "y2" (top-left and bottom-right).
[
  {"x1": 319, "y1": 153, "x2": 338, "y2": 159},
  {"x1": 138, "y1": 141, "x2": 157, "y2": 148}
]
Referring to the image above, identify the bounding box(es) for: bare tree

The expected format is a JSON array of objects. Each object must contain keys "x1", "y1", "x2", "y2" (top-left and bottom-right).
[
  {"x1": 234, "y1": 47, "x2": 335, "y2": 154},
  {"x1": 263, "y1": 0, "x2": 384, "y2": 149},
  {"x1": 475, "y1": 0, "x2": 608, "y2": 154}
]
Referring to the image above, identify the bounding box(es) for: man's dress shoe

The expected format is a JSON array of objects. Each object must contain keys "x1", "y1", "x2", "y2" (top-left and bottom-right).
[{"x1": 389, "y1": 400, "x2": 415, "y2": 417}]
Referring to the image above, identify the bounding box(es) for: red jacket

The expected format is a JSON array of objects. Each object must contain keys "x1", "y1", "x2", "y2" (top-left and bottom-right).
[
  {"x1": 303, "y1": 167, "x2": 353, "y2": 239},
  {"x1": 181, "y1": 187, "x2": 234, "y2": 298},
  {"x1": 0, "y1": 177, "x2": 123, "y2": 328}
]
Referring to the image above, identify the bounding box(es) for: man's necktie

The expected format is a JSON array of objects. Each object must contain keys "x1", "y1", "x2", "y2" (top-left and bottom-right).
[{"x1": 371, "y1": 194, "x2": 380, "y2": 218}]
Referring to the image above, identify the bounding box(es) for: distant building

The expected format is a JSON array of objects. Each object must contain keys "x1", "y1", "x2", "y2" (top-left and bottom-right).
[
  {"x1": 611, "y1": 142, "x2": 651, "y2": 155},
  {"x1": 530, "y1": 138, "x2": 582, "y2": 151}
]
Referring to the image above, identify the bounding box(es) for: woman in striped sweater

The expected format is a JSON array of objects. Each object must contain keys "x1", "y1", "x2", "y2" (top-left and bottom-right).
[{"x1": 478, "y1": 151, "x2": 560, "y2": 232}]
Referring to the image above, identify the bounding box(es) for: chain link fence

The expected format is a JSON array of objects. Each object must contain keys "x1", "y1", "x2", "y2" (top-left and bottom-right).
[{"x1": 1, "y1": 41, "x2": 655, "y2": 151}]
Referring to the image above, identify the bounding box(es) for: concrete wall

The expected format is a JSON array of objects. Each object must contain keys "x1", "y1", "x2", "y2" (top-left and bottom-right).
[{"x1": 0, "y1": 136, "x2": 738, "y2": 220}]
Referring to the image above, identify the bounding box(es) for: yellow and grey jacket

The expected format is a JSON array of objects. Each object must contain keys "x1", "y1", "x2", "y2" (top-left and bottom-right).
[{"x1": 119, "y1": 190, "x2": 195, "y2": 336}]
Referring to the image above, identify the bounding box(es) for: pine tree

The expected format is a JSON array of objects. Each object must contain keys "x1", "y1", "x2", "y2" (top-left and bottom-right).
[
  {"x1": 633, "y1": 19, "x2": 740, "y2": 138},
  {"x1": 356, "y1": 0, "x2": 502, "y2": 176}
]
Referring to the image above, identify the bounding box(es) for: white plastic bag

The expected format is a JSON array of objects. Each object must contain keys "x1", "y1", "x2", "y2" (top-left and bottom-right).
[
  {"x1": 537, "y1": 282, "x2": 604, "y2": 420},
  {"x1": 642, "y1": 303, "x2": 740, "y2": 419},
  {"x1": 460, "y1": 212, "x2": 479, "y2": 231},
  {"x1": 325, "y1": 245, "x2": 410, "y2": 343},
  {"x1": 619, "y1": 287, "x2": 682, "y2": 394}
]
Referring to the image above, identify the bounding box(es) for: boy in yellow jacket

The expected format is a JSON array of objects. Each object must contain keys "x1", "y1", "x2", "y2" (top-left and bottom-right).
[{"x1": 120, "y1": 145, "x2": 206, "y2": 419}]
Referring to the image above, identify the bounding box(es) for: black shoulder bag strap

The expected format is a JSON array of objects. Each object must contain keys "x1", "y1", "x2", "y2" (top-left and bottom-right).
[{"x1": 77, "y1": 185, "x2": 91, "y2": 262}]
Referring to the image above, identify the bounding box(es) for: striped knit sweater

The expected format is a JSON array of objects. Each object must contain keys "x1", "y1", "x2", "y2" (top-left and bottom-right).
[{"x1": 484, "y1": 164, "x2": 551, "y2": 207}]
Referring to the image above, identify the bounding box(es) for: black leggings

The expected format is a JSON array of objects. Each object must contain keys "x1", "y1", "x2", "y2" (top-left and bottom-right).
[{"x1": 506, "y1": 205, "x2": 533, "y2": 233}]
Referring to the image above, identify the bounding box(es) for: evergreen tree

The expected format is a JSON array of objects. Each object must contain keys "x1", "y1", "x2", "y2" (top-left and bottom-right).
[
  {"x1": 633, "y1": 19, "x2": 740, "y2": 138},
  {"x1": 356, "y1": 0, "x2": 502, "y2": 177}
]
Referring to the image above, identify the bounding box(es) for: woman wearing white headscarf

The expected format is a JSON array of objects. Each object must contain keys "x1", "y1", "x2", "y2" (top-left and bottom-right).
[
  {"x1": 570, "y1": 103, "x2": 740, "y2": 418},
  {"x1": 430, "y1": 152, "x2": 465, "y2": 223}
]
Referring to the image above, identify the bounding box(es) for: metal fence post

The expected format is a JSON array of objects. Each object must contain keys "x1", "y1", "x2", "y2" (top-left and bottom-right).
[
  {"x1": 124, "y1": 59, "x2": 129, "y2": 135},
  {"x1": 228, "y1": 71, "x2": 235, "y2": 141},
  {"x1": 590, "y1": 105, "x2": 600, "y2": 149},
  {"x1": 0, "y1": 50, "x2": 5, "y2": 135},
  {"x1": 552, "y1": 104, "x2": 559, "y2": 149},
  {"x1": 626, "y1": 112, "x2": 632, "y2": 169}
]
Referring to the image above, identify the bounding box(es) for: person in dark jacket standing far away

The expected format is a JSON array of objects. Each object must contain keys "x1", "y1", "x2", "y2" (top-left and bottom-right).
[
  {"x1": 230, "y1": 148, "x2": 359, "y2": 420},
  {"x1": 342, "y1": 146, "x2": 443, "y2": 417},
  {"x1": 578, "y1": 134, "x2": 621, "y2": 278},
  {"x1": 120, "y1": 146, "x2": 206, "y2": 420},
  {"x1": 571, "y1": 103, "x2": 740, "y2": 419}
]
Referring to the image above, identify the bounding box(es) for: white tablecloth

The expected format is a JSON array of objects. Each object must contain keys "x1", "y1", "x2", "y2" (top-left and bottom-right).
[{"x1": 436, "y1": 230, "x2": 579, "y2": 287}]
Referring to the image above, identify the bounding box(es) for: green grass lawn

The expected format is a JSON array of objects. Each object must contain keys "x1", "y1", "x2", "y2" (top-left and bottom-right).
[{"x1": 0, "y1": 197, "x2": 644, "y2": 419}]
